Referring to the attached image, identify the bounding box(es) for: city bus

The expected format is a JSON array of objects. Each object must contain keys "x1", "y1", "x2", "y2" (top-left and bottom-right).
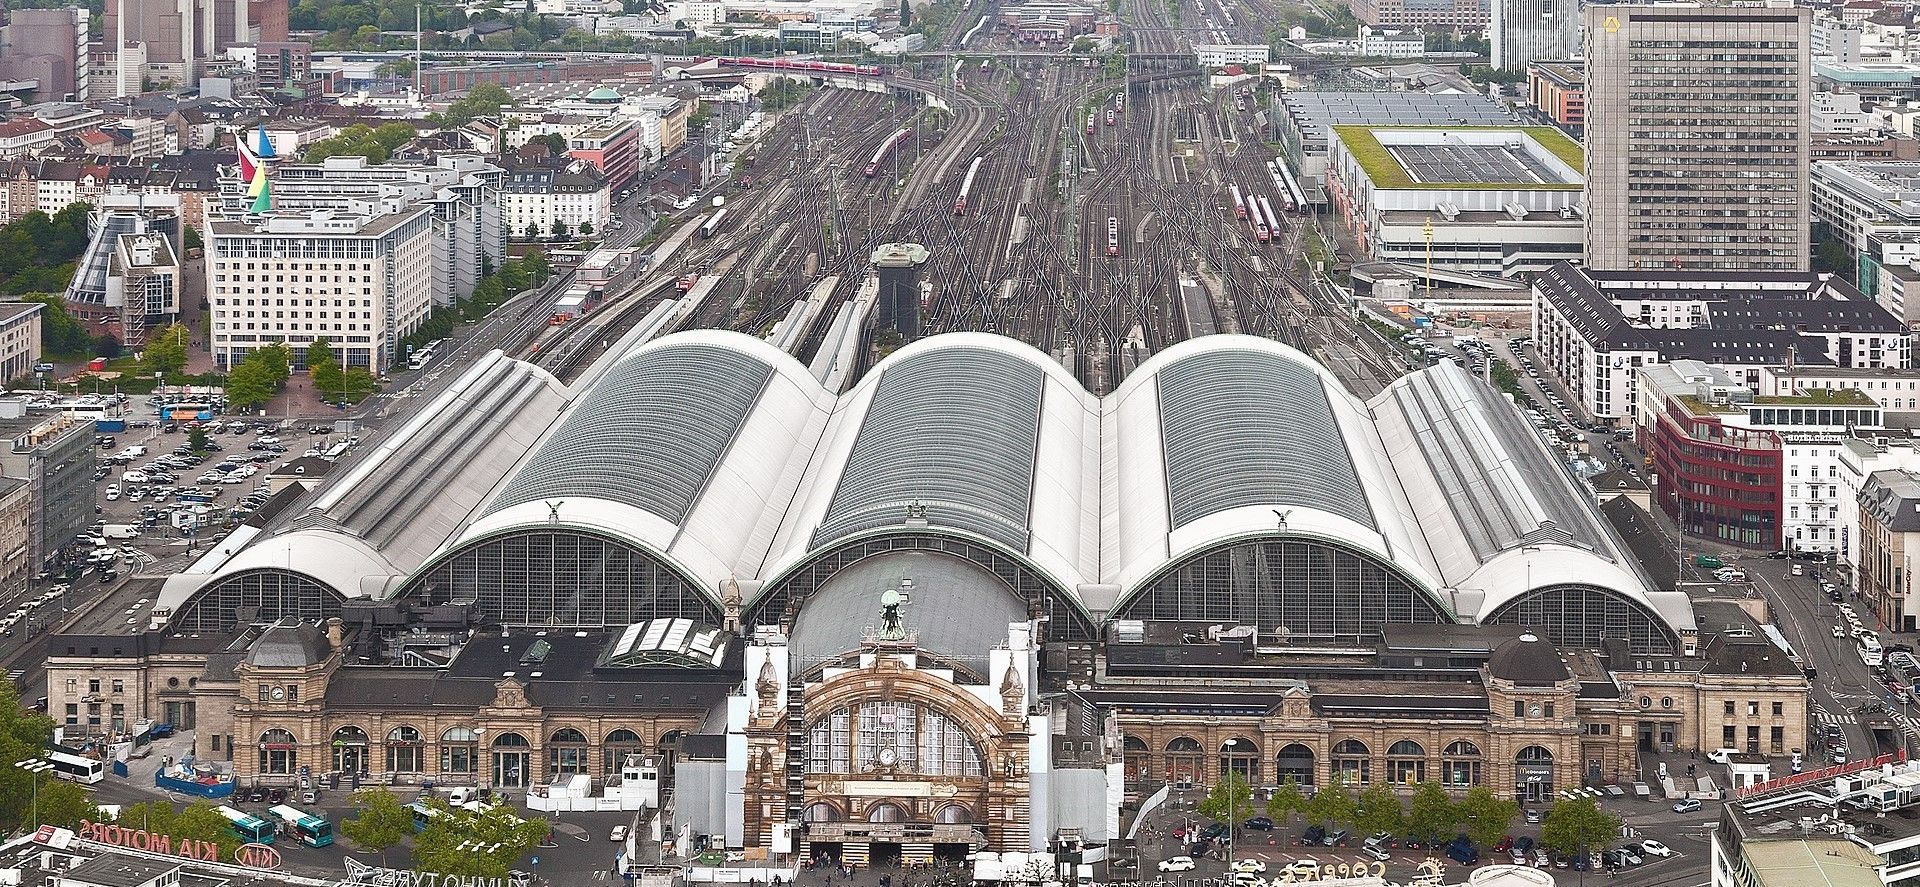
[
  {"x1": 43, "y1": 751, "x2": 102, "y2": 784},
  {"x1": 215, "y1": 805, "x2": 276, "y2": 844},
  {"x1": 267, "y1": 805, "x2": 333, "y2": 847},
  {"x1": 408, "y1": 801, "x2": 442, "y2": 832}
]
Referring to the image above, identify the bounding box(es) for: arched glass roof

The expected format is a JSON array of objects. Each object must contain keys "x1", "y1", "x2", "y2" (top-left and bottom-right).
[
  {"x1": 1156, "y1": 348, "x2": 1374, "y2": 531},
  {"x1": 484, "y1": 342, "x2": 775, "y2": 523},
  {"x1": 811, "y1": 346, "x2": 1046, "y2": 551}
]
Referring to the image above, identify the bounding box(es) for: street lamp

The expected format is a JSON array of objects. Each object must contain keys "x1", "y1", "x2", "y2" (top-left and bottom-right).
[{"x1": 17, "y1": 758, "x2": 54, "y2": 828}]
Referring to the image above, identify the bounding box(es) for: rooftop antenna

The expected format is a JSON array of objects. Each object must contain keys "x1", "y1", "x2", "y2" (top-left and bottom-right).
[{"x1": 414, "y1": 3, "x2": 424, "y2": 101}]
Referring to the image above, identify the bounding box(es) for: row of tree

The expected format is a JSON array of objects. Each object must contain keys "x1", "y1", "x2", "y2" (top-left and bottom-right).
[
  {"x1": 518, "y1": 220, "x2": 595, "y2": 241},
  {"x1": 402, "y1": 251, "x2": 555, "y2": 352},
  {"x1": 304, "y1": 123, "x2": 421, "y2": 165},
  {"x1": 226, "y1": 343, "x2": 295, "y2": 411},
  {"x1": 1198, "y1": 774, "x2": 1622, "y2": 856},
  {"x1": 338, "y1": 790, "x2": 548, "y2": 877},
  {"x1": 307, "y1": 340, "x2": 379, "y2": 406}
]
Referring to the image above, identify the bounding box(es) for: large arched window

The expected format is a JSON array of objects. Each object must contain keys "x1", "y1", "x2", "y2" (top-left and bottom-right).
[
  {"x1": 1333, "y1": 739, "x2": 1370, "y2": 786},
  {"x1": 806, "y1": 701, "x2": 985, "y2": 778},
  {"x1": 403, "y1": 529, "x2": 720, "y2": 627},
  {"x1": 748, "y1": 533, "x2": 1096, "y2": 641},
  {"x1": 867, "y1": 802, "x2": 907, "y2": 823},
  {"x1": 604, "y1": 729, "x2": 643, "y2": 775},
  {"x1": 441, "y1": 726, "x2": 477, "y2": 775},
  {"x1": 1387, "y1": 740, "x2": 1425, "y2": 785},
  {"x1": 1276, "y1": 743, "x2": 1316, "y2": 788},
  {"x1": 1165, "y1": 737, "x2": 1205, "y2": 786},
  {"x1": 550, "y1": 728, "x2": 589, "y2": 777},
  {"x1": 1221, "y1": 738, "x2": 1260, "y2": 784},
  {"x1": 177, "y1": 569, "x2": 343, "y2": 632},
  {"x1": 1123, "y1": 735, "x2": 1151, "y2": 781},
  {"x1": 1442, "y1": 740, "x2": 1481, "y2": 788},
  {"x1": 386, "y1": 726, "x2": 423, "y2": 774},
  {"x1": 1116, "y1": 539, "x2": 1449, "y2": 643},
  {"x1": 935, "y1": 804, "x2": 973, "y2": 824},
  {"x1": 259, "y1": 728, "x2": 297, "y2": 775},
  {"x1": 804, "y1": 803, "x2": 842, "y2": 823},
  {"x1": 1485, "y1": 585, "x2": 1677, "y2": 654},
  {"x1": 333, "y1": 726, "x2": 369, "y2": 775}
]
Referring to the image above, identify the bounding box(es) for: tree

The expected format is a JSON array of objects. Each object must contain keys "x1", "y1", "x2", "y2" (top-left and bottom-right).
[
  {"x1": 20, "y1": 293, "x2": 91, "y2": 357},
  {"x1": 550, "y1": 219, "x2": 569, "y2": 239},
  {"x1": 1302, "y1": 777, "x2": 1355, "y2": 828},
  {"x1": 1196, "y1": 771, "x2": 1255, "y2": 829},
  {"x1": 577, "y1": 220, "x2": 594, "y2": 236},
  {"x1": 413, "y1": 801, "x2": 547, "y2": 878},
  {"x1": 1540, "y1": 798, "x2": 1620, "y2": 857},
  {"x1": 898, "y1": 0, "x2": 910, "y2": 27},
  {"x1": 182, "y1": 226, "x2": 203, "y2": 251},
  {"x1": 35, "y1": 780, "x2": 95, "y2": 830},
  {"x1": 313, "y1": 358, "x2": 345, "y2": 402},
  {"x1": 527, "y1": 133, "x2": 569, "y2": 156},
  {"x1": 0, "y1": 680, "x2": 94, "y2": 833},
  {"x1": 1352, "y1": 783, "x2": 1404, "y2": 839},
  {"x1": 1455, "y1": 785, "x2": 1518, "y2": 848},
  {"x1": 226, "y1": 360, "x2": 275, "y2": 411},
  {"x1": 524, "y1": 222, "x2": 542, "y2": 240},
  {"x1": 1266, "y1": 778, "x2": 1305, "y2": 824},
  {"x1": 306, "y1": 339, "x2": 337, "y2": 376},
  {"x1": 1405, "y1": 782, "x2": 1456, "y2": 846},
  {"x1": 339, "y1": 789, "x2": 413, "y2": 864},
  {"x1": 186, "y1": 425, "x2": 210, "y2": 455},
  {"x1": 171, "y1": 802, "x2": 243, "y2": 862},
  {"x1": 341, "y1": 368, "x2": 378, "y2": 403},
  {"x1": 145, "y1": 323, "x2": 189, "y2": 376}
]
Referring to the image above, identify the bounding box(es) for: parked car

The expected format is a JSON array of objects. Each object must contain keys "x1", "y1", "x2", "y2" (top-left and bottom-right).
[
  {"x1": 1639, "y1": 840, "x2": 1674, "y2": 858},
  {"x1": 1231, "y1": 860, "x2": 1266, "y2": 874},
  {"x1": 1201, "y1": 823, "x2": 1230, "y2": 841},
  {"x1": 610, "y1": 825, "x2": 629, "y2": 842},
  {"x1": 1672, "y1": 798, "x2": 1703, "y2": 814},
  {"x1": 1158, "y1": 857, "x2": 1196, "y2": 873},
  {"x1": 1244, "y1": 816, "x2": 1274, "y2": 831},
  {"x1": 1281, "y1": 861, "x2": 1320, "y2": 879}
]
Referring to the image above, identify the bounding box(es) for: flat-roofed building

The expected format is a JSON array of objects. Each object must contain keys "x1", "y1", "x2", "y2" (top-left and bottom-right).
[
  {"x1": 1327, "y1": 125, "x2": 1585, "y2": 277},
  {"x1": 206, "y1": 208, "x2": 433, "y2": 376}
]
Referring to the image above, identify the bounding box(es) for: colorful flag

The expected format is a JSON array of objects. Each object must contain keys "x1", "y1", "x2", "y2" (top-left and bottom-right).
[
  {"x1": 246, "y1": 162, "x2": 267, "y2": 199},
  {"x1": 237, "y1": 140, "x2": 256, "y2": 181},
  {"x1": 249, "y1": 175, "x2": 271, "y2": 214},
  {"x1": 254, "y1": 123, "x2": 277, "y2": 159}
]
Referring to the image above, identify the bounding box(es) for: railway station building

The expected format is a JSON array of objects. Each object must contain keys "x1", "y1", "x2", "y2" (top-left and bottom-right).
[{"x1": 45, "y1": 331, "x2": 1806, "y2": 861}]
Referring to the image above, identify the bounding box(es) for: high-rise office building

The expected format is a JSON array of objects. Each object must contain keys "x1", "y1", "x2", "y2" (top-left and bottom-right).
[
  {"x1": 1494, "y1": 0, "x2": 1580, "y2": 70},
  {"x1": 0, "y1": 8, "x2": 90, "y2": 101},
  {"x1": 1583, "y1": 5, "x2": 1811, "y2": 272},
  {"x1": 104, "y1": 0, "x2": 247, "y2": 90}
]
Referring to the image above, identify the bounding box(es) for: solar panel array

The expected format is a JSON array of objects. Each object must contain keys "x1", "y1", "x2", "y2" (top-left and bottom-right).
[
  {"x1": 1285, "y1": 91, "x2": 1517, "y2": 150},
  {"x1": 1388, "y1": 143, "x2": 1570, "y2": 185}
]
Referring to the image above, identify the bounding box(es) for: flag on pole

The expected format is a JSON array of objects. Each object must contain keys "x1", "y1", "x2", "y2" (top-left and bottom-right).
[{"x1": 249, "y1": 175, "x2": 272, "y2": 214}]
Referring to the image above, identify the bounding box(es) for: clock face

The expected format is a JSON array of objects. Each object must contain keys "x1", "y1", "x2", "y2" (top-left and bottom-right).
[
  {"x1": 878, "y1": 747, "x2": 897, "y2": 766},
  {"x1": 1528, "y1": 704, "x2": 1543, "y2": 718},
  {"x1": 270, "y1": 687, "x2": 286, "y2": 700}
]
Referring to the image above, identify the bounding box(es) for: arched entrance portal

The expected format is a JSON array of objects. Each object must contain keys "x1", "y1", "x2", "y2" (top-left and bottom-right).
[
  {"x1": 1516, "y1": 746, "x2": 1554, "y2": 803},
  {"x1": 1276, "y1": 743, "x2": 1316, "y2": 787},
  {"x1": 491, "y1": 732, "x2": 531, "y2": 789}
]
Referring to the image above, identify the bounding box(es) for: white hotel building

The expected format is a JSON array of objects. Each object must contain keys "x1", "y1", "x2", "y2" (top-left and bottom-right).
[{"x1": 206, "y1": 207, "x2": 434, "y2": 376}]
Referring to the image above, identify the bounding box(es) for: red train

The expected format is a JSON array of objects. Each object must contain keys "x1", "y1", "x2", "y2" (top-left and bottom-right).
[{"x1": 717, "y1": 57, "x2": 886, "y2": 77}]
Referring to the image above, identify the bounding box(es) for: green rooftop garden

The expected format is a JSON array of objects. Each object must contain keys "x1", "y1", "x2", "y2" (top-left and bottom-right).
[{"x1": 1331, "y1": 125, "x2": 1585, "y2": 191}]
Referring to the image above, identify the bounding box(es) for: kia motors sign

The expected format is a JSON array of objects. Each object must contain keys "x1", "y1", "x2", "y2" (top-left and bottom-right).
[
  {"x1": 235, "y1": 842, "x2": 282, "y2": 869},
  {"x1": 78, "y1": 820, "x2": 219, "y2": 861}
]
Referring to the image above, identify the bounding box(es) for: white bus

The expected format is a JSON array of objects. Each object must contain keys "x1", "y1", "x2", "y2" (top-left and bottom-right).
[
  {"x1": 44, "y1": 751, "x2": 102, "y2": 784},
  {"x1": 1862, "y1": 635, "x2": 1885, "y2": 667}
]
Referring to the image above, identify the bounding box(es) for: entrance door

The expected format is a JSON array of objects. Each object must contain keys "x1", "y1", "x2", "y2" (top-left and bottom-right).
[
  {"x1": 870, "y1": 842, "x2": 902, "y2": 868},
  {"x1": 809, "y1": 843, "x2": 843, "y2": 866},
  {"x1": 493, "y1": 751, "x2": 529, "y2": 788}
]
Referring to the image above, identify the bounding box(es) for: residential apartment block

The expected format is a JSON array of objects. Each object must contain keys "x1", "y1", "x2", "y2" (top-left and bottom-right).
[
  {"x1": 1350, "y1": 0, "x2": 1488, "y2": 30},
  {"x1": 1533, "y1": 263, "x2": 1910, "y2": 422},
  {"x1": 0, "y1": 302, "x2": 43, "y2": 384},
  {"x1": 1583, "y1": 5, "x2": 1812, "y2": 271},
  {"x1": 500, "y1": 163, "x2": 611, "y2": 237}
]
